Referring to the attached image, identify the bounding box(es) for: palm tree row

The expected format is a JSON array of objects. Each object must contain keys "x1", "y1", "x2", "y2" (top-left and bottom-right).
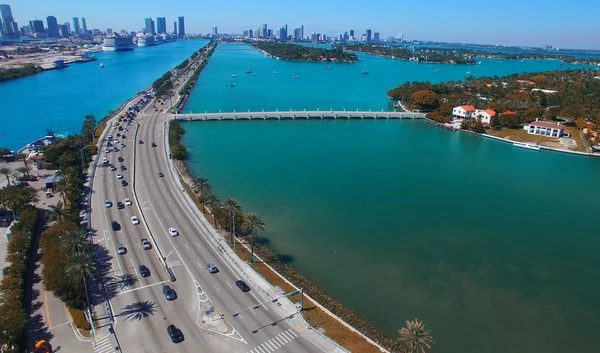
[
  {"x1": 190, "y1": 176, "x2": 265, "y2": 262},
  {"x1": 61, "y1": 228, "x2": 95, "y2": 310}
]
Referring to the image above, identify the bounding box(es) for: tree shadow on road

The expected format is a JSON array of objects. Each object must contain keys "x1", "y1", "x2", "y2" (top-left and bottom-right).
[
  {"x1": 28, "y1": 313, "x2": 54, "y2": 348},
  {"x1": 106, "y1": 273, "x2": 139, "y2": 291},
  {"x1": 116, "y1": 301, "x2": 158, "y2": 321},
  {"x1": 88, "y1": 243, "x2": 118, "y2": 304}
]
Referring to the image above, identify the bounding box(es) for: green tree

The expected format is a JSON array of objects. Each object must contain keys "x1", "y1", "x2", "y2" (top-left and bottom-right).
[
  {"x1": 398, "y1": 318, "x2": 435, "y2": 353},
  {"x1": 0, "y1": 166, "x2": 14, "y2": 185},
  {"x1": 49, "y1": 201, "x2": 68, "y2": 223},
  {"x1": 243, "y1": 213, "x2": 265, "y2": 263},
  {"x1": 65, "y1": 251, "x2": 96, "y2": 309},
  {"x1": 192, "y1": 177, "x2": 212, "y2": 202},
  {"x1": 55, "y1": 180, "x2": 68, "y2": 204},
  {"x1": 410, "y1": 90, "x2": 438, "y2": 111},
  {"x1": 490, "y1": 114, "x2": 501, "y2": 130},
  {"x1": 60, "y1": 228, "x2": 89, "y2": 254},
  {"x1": 205, "y1": 193, "x2": 221, "y2": 228},
  {"x1": 15, "y1": 166, "x2": 30, "y2": 180},
  {"x1": 222, "y1": 198, "x2": 242, "y2": 246},
  {"x1": 471, "y1": 118, "x2": 486, "y2": 133},
  {"x1": 81, "y1": 114, "x2": 97, "y2": 142}
]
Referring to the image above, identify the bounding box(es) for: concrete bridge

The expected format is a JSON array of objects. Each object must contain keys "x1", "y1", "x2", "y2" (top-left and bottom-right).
[{"x1": 172, "y1": 110, "x2": 426, "y2": 121}]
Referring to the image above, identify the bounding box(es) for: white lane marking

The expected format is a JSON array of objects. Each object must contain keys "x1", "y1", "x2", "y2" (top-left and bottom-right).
[
  {"x1": 226, "y1": 281, "x2": 232, "y2": 289},
  {"x1": 283, "y1": 330, "x2": 295, "y2": 340},
  {"x1": 185, "y1": 226, "x2": 191, "y2": 231},
  {"x1": 270, "y1": 338, "x2": 281, "y2": 348},
  {"x1": 213, "y1": 285, "x2": 220, "y2": 292},
  {"x1": 260, "y1": 343, "x2": 272, "y2": 352},
  {"x1": 265, "y1": 341, "x2": 277, "y2": 351},
  {"x1": 117, "y1": 280, "x2": 169, "y2": 296},
  {"x1": 185, "y1": 244, "x2": 190, "y2": 250},
  {"x1": 196, "y1": 242, "x2": 202, "y2": 248},
  {"x1": 130, "y1": 259, "x2": 135, "y2": 268},
  {"x1": 288, "y1": 329, "x2": 298, "y2": 338},
  {"x1": 277, "y1": 334, "x2": 289, "y2": 344},
  {"x1": 255, "y1": 346, "x2": 266, "y2": 353},
  {"x1": 275, "y1": 335, "x2": 286, "y2": 345}
]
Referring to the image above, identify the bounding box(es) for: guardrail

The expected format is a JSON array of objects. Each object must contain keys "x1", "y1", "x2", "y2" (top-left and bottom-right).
[{"x1": 132, "y1": 123, "x2": 176, "y2": 282}]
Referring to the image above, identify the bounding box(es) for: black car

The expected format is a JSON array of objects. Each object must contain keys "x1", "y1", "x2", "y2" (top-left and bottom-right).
[
  {"x1": 138, "y1": 265, "x2": 150, "y2": 277},
  {"x1": 163, "y1": 285, "x2": 177, "y2": 301},
  {"x1": 121, "y1": 180, "x2": 128, "y2": 187},
  {"x1": 158, "y1": 172, "x2": 164, "y2": 177},
  {"x1": 120, "y1": 165, "x2": 126, "y2": 171},
  {"x1": 117, "y1": 156, "x2": 124, "y2": 162},
  {"x1": 138, "y1": 140, "x2": 143, "y2": 144},
  {"x1": 116, "y1": 201, "x2": 124, "y2": 209},
  {"x1": 111, "y1": 221, "x2": 120, "y2": 231},
  {"x1": 235, "y1": 280, "x2": 251, "y2": 292},
  {"x1": 151, "y1": 142, "x2": 157, "y2": 147},
  {"x1": 167, "y1": 324, "x2": 184, "y2": 343}
]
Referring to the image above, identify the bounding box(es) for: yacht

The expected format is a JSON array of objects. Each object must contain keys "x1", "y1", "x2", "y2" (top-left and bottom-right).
[
  {"x1": 292, "y1": 75, "x2": 299, "y2": 79},
  {"x1": 513, "y1": 142, "x2": 541, "y2": 151},
  {"x1": 271, "y1": 71, "x2": 277, "y2": 74},
  {"x1": 99, "y1": 63, "x2": 104, "y2": 68},
  {"x1": 231, "y1": 73, "x2": 237, "y2": 77}
]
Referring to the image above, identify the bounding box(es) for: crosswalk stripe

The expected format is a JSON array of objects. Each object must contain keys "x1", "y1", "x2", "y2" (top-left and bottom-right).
[
  {"x1": 255, "y1": 346, "x2": 266, "y2": 353},
  {"x1": 288, "y1": 329, "x2": 298, "y2": 338},
  {"x1": 283, "y1": 331, "x2": 294, "y2": 341},
  {"x1": 261, "y1": 343, "x2": 272, "y2": 352},
  {"x1": 277, "y1": 334, "x2": 289, "y2": 344},
  {"x1": 276, "y1": 335, "x2": 287, "y2": 345},
  {"x1": 265, "y1": 341, "x2": 277, "y2": 350},
  {"x1": 270, "y1": 339, "x2": 281, "y2": 348}
]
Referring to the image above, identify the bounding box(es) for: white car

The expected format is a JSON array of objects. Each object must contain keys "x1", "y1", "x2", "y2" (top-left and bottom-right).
[
  {"x1": 104, "y1": 149, "x2": 110, "y2": 153},
  {"x1": 131, "y1": 216, "x2": 140, "y2": 225},
  {"x1": 168, "y1": 228, "x2": 179, "y2": 237},
  {"x1": 105, "y1": 200, "x2": 112, "y2": 208},
  {"x1": 116, "y1": 173, "x2": 123, "y2": 179},
  {"x1": 124, "y1": 198, "x2": 132, "y2": 206},
  {"x1": 102, "y1": 157, "x2": 108, "y2": 164}
]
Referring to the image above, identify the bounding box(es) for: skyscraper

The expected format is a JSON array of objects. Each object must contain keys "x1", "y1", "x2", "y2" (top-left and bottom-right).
[
  {"x1": 31, "y1": 20, "x2": 45, "y2": 35},
  {"x1": 81, "y1": 17, "x2": 87, "y2": 36},
  {"x1": 262, "y1": 23, "x2": 267, "y2": 38},
  {"x1": 397, "y1": 33, "x2": 403, "y2": 43},
  {"x1": 46, "y1": 16, "x2": 59, "y2": 37},
  {"x1": 145, "y1": 18, "x2": 155, "y2": 35},
  {"x1": 212, "y1": 26, "x2": 218, "y2": 36},
  {"x1": 373, "y1": 32, "x2": 379, "y2": 42},
  {"x1": 72, "y1": 17, "x2": 80, "y2": 35},
  {"x1": 157, "y1": 17, "x2": 166, "y2": 35},
  {"x1": 365, "y1": 29, "x2": 372, "y2": 43},
  {"x1": 0, "y1": 4, "x2": 17, "y2": 37},
  {"x1": 173, "y1": 21, "x2": 177, "y2": 35},
  {"x1": 60, "y1": 24, "x2": 69, "y2": 37},
  {"x1": 178, "y1": 16, "x2": 185, "y2": 38},
  {"x1": 293, "y1": 25, "x2": 304, "y2": 41},
  {"x1": 349, "y1": 29, "x2": 354, "y2": 38},
  {"x1": 278, "y1": 25, "x2": 287, "y2": 40}
]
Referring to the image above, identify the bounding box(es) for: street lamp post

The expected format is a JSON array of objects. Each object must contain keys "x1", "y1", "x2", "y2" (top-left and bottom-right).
[{"x1": 71, "y1": 145, "x2": 90, "y2": 171}]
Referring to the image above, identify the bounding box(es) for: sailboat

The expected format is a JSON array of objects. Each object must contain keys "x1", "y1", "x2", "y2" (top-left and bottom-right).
[
  {"x1": 361, "y1": 62, "x2": 369, "y2": 75},
  {"x1": 466, "y1": 64, "x2": 472, "y2": 75}
]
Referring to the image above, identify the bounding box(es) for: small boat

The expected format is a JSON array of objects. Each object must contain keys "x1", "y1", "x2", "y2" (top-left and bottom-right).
[
  {"x1": 231, "y1": 73, "x2": 237, "y2": 77},
  {"x1": 361, "y1": 63, "x2": 369, "y2": 74},
  {"x1": 466, "y1": 64, "x2": 472, "y2": 75},
  {"x1": 226, "y1": 83, "x2": 236, "y2": 87},
  {"x1": 99, "y1": 63, "x2": 104, "y2": 68},
  {"x1": 271, "y1": 71, "x2": 277, "y2": 74},
  {"x1": 292, "y1": 75, "x2": 299, "y2": 79},
  {"x1": 434, "y1": 68, "x2": 440, "y2": 72},
  {"x1": 326, "y1": 65, "x2": 331, "y2": 70},
  {"x1": 513, "y1": 142, "x2": 540, "y2": 151},
  {"x1": 244, "y1": 67, "x2": 252, "y2": 74}
]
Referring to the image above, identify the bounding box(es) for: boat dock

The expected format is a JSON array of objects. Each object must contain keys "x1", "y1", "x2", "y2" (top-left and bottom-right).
[{"x1": 173, "y1": 110, "x2": 426, "y2": 121}]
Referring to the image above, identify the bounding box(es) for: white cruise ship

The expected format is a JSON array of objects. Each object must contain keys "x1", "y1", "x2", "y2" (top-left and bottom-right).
[
  {"x1": 102, "y1": 35, "x2": 134, "y2": 52},
  {"x1": 136, "y1": 33, "x2": 157, "y2": 47}
]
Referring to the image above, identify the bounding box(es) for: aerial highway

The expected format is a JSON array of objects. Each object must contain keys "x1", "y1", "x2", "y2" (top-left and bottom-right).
[{"x1": 89, "y1": 47, "x2": 343, "y2": 353}]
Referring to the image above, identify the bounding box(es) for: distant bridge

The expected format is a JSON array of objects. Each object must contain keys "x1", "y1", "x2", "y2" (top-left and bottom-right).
[{"x1": 172, "y1": 110, "x2": 426, "y2": 121}]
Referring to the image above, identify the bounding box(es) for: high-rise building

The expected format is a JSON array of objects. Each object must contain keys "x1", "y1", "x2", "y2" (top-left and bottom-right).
[
  {"x1": 65, "y1": 22, "x2": 71, "y2": 34},
  {"x1": 262, "y1": 23, "x2": 267, "y2": 38},
  {"x1": 343, "y1": 31, "x2": 349, "y2": 41},
  {"x1": 0, "y1": 4, "x2": 18, "y2": 37},
  {"x1": 31, "y1": 20, "x2": 45, "y2": 35},
  {"x1": 144, "y1": 18, "x2": 155, "y2": 35},
  {"x1": 349, "y1": 29, "x2": 354, "y2": 38},
  {"x1": 212, "y1": 26, "x2": 218, "y2": 36},
  {"x1": 294, "y1": 25, "x2": 304, "y2": 41},
  {"x1": 311, "y1": 33, "x2": 319, "y2": 44},
  {"x1": 178, "y1": 16, "x2": 185, "y2": 38},
  {"x1": 373, "y1": 32, "x2": 380, "y2": 42},
  {"x1": 365, "y1": 29, "x2": 372, "y2": 43},
  {"x1": 278, "y1": 25, "x2": 287, "y2": 40},
  {"x1": 81, "y1": 17, "x2": 87, "y2": 36},
  {"x1": 107, "y1": 28, "x2": 113, "y2": 35},
  {"x1": 256, "y1": 27, "x2": 262, "y2": 37},
  {"x1": 248, "y1": 29, "x2": 253, "y2": 38},
  {"x1": 93, "y1": 29, "x2": 101, "y2": 35},
  {"x1": 173, "y1": 21, "x2": 177, "y2": 35},
  {"x1": 72, "y1": 17, "x2": 80, "y2": 35},
  {"x1": 397, "y1": 33, "x2": 403, "y2": 43},
  {"x1": 156, "y1": 17, "x2": 166, "y2": 35},
  {"x1": 60, "y1": 24, "x2": 69, "y2": 37},
  {"x1": 46, "y1": 16, "x2": 59, "y2": 37}
]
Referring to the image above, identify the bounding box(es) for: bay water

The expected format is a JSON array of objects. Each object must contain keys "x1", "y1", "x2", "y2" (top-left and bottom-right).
[{"x1": 182, "y1": 44, "x2": 600, "y2": 353}]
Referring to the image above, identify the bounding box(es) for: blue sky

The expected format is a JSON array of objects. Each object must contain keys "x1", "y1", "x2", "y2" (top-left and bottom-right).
[{"x1": 4, "y1": 0, "x2": 600, "y2": 49}]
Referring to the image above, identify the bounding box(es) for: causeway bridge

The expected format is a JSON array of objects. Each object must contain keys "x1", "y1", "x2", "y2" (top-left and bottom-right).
[{"x1": 172, "y1": 110, "x2": 426, "y2": 121}]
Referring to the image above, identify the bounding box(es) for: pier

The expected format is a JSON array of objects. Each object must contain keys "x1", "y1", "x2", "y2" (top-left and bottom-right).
[{"x1": 172, "y1": 110, "x2": 426, "y2": 121}]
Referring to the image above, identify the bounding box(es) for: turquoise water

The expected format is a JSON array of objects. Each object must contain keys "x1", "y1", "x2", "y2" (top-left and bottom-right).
[
  {"x1": 183, "y1": 44, "x2": 600, "y2": 353},
  {"x1": 0, "y1": 40, "x2": 208, "y2": 150}
]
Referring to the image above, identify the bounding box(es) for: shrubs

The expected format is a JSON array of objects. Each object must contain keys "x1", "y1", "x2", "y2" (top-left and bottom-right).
[
  {"x1": 68, "y1": 307, "x2": 91, "y2": 330},
  {"x1": 0, "y1": 207, "x2": 40, "y2": 349},
  {"x1": 169, "y1": 121, "x2": 188, "y2": 160}
]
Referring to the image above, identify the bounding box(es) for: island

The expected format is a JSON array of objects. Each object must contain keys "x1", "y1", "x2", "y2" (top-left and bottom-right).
[
  {"x1": 251, "y1": 41, "x2": 359, "y2": 62},
  {"x1": 343, "y1": 43, "x2": 477, "y2": 64},
  {"x1": 0, "y1": 64, "x2": 44, "y2": 82},
  {"x1": 387, "y1": 69, "x2": 600, "y2": 153}
]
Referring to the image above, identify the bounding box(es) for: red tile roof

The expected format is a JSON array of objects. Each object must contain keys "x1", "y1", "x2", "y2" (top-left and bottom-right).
[
  {"x1": 460, "y1": 105, "x2": 476, "y2": 111},
  {"x1": 484, "y1": 109, "x2": 496, "y2": 116},
  {"x1": 502, "y1": 111, "x2": 517, "y2": 115},
  {"x1": 530, "y1": 121, "x2": 562, "y2": 129}
]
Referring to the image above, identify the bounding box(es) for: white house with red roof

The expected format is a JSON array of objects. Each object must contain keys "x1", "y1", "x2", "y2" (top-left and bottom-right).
[
  {"x1": 452, "y1": 105, "x2": 476, "y2": 119},
  {"x1": 523, "y1": 119, "x2": 571, "y2": 138},
  {"x1": 473, "y1": 109, "x2": 496, "y2": 125}
]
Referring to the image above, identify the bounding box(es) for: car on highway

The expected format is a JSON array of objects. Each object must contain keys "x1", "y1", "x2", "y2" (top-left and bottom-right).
[
  {"x1": 167, "y1": 325, "x2": 184, "y2": 343},
  {"x1": 124, "y1": 198, "x2": 132, "y2": 206},
  {"x1": 131, "y1": 216, "x2": 140, "y2": 225},
  {"x1": 105, "y1": 200, "x2": 112, "y2": 208},
  {"x1": 163, "y1": 285, "x2": 177, "y2": 301},
  {"x1": 109, "y1": 165, "x2": 117, "y2": 171},
  {"x1": 151, "y1": 142, "x2": 157, "y2": 147},
  {"x1": 104, "y1": 148, "x2": 110, "y2": 153},
  {"x1": 116, "y1": 173, "x2": 123, "y2": 179},
  {"x1": 117, "y1": 156, "x2": 124, "y2": 162},
  {"x1": 102, "y1": 157, "x2": 109, "y2": 164},
  {"x1": 120, "y1": 143, "x2": 125, "y2": 148},
  {"x1": 117, "y1": 201, "x2": 124, "y2": 209},
  {"x1": 158, "y1": 172, "x2": 164, "y2": 177},
  {"x1": 235, "y1": 280, "x2": 251, "y2": 292},
  {"x1": 121, "y1": 180, "x2": 128, "y2": 186},
  {"x1": 113, "y1": 147, "x2": 119, "y2": 152},
  {"x1": 111, "y1": 221, "x2": 120, "y2": 231},
  {"x1": 168, "y1": 228, "x2": 179, "y2": 237},
  {"x1": 139, "y1": 265, "x2": 150, "y2": 277},
  {"x1": 206, "y1": 263, "x2": 219, "y2": 274},
  {"x1": 141, "y1": 239, "x2": 151, "y2": 250},
  {"x1": 139, "y1": 140, "x2": 143, "y2": 144},
  {"x1": 120, "y1": 166, "x2": 126, "y2": 171},
  {"x1": 107, "y1": 134, "x2": 113, "y2": 139},
  {"x1": 117, "y1": 244, "x2": 127, "y2": 255}
]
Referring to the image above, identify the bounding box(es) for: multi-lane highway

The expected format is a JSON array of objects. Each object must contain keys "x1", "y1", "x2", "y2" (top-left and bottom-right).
[{"x1": 89, "y1": 48, "x2": 338, "y2": 353}]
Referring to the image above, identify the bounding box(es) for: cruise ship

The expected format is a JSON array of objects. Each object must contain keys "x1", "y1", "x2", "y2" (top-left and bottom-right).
[
  {"x1": 136, "y1": 33, "x2": 157, "y2": 47},
  {"x1": 102, "y1": 35, "x2": 134, "y2": 52}
]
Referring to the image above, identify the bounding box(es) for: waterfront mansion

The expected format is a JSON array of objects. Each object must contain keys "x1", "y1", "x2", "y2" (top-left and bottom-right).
[
  {"x1": 523, "y1": 119, "x2": 571, "y2": 138},
  {"x1": 452, "y1": 105, "x2": 496, "y2": 125}
]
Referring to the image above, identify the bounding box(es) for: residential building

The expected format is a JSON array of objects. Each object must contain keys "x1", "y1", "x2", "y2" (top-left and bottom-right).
[
  {"x1": 523, "y1": 119, "x2": 570, "y2": 138},
  {"x1": 0, "y1": 4, "x2": 18, "y2": 37},
  {"x1": 81, "y1": 17, "x2": 87, "y2": 36},
  {"x1": 262, "y1": 23, "x2": 267, "y2": 38},
  {"x1": 173, "y1": 21, "x2": 177, "y2": 35},
  {"x1": 278, "y1": 25, "x2": 287, "y2": 40},
  {"x1": 452, "y1": 105, "x2": 476, "y2": 119},
  {"x1": 473, "y1": 109, "x2": 496, "y2": 125},
  {"x1": 60, "y1": 24, "x2": 69, "y2": 37},
  {"x1": 93, "y1": 29, "x2": 101, "y2": 35},
  {"x1": 373, "y1": 32, "x2": 380, "y2": 42},
  {"x1": 145, "y1": 18, "x2": 155, "y2": 35},
  {"x1": 311, "y1": 32, "x2": 320, "y2": 43},
  {"x1": 366, "y1": 29, "x2": 372, "y2": 43},
  {"x1": 294, "y1": 26, "x2": 304, "y2": 40},
  {"x1": 46, "y1": 16, "x2": 59, "y2": 37},
  {"x1": 107, "y1": 27, "x2": 113, "y2": 35},
  {"x1": 398, "y1": 33, "x2": 403, "y2": 42},
  {"x1": 72, "y1": 17, "x2": 80, "y2": 35},
  {"x1": 212, "y1": 26, "x2": 218, "y2": 36},
  {"x1": 349, "y1": 29, "x2": 354, "y2": 38},
  {"x1": 31, "y1": 20, "x2": 45, "y2": 36},
  {"x1": 178, "y1": 16, "x2": 185, "y2": 38},
  {"x1": 157, "y1": 17, "x2": 166, "y2": 34}
]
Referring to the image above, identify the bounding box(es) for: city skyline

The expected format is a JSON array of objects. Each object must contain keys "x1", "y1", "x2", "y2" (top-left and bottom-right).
[{"x1": 1, "y1": 0, "x2": 600, "y2": 49}]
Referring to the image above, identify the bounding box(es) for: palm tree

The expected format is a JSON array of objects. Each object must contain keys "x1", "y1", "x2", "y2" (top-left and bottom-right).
[
  {"x1": 14, "y1": 153, "x2": 29, "y2": 175},
  {"x1": 55, "y1": 180, "x2": 68, "y2": 204},
  {"x1": 49, "y1": 201, "x2": 68, "y2": 222},
  {"x1": 61, "y1": 228, "x2": 90, "y2": 254},
  {"x1": 205, "y1": 193, "x2": 221, "y2": 228},
  {"x1": 15, "y1": 166, "x2": 30, "y2": 180},
  {"x1": 65, "y1": 251, "x2": 96, "y2": 310},
  {"x1": 0, "y1": 167, "x2": 13, "y2": 185},
  {"x1": 243, "y1": 213, "x2": 264, "y2": 263},
  {"x1": 192, "y1": 177, "x2": 212, "y2": 202},
  {"x1": 222, "y1": 198, "x2": 242, "y2": 247},
  {"x1": 398, "y1": 318, "x2": 434, "y2": 353}
]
